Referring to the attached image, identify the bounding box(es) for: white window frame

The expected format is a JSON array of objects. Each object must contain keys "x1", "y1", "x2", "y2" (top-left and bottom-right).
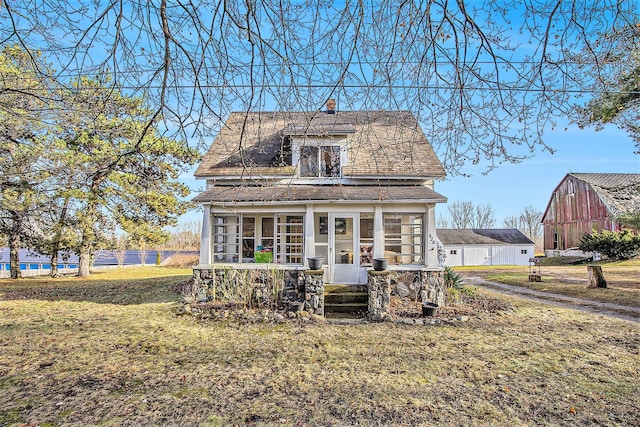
[
  {"x1": 299, "y1": 145, "x2": 341, "y2": 177},
  {"x1": 211, "y1": 213, "x2": 304, "y2": 265},
  {"x1": 383, "y1": 213, "x2": 425, "y2": 265}
]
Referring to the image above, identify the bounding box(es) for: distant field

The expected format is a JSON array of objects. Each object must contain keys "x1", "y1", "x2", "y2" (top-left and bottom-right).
[
  {"x1": 1, "y1": 266, "x2": 638, "y2": 426},
  {"x1": 458, "y1": 259, "x2": 640, "y2": 307}
]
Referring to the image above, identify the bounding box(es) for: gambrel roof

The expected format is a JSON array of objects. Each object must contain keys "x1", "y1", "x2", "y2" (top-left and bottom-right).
[
  {"x1": 567, "y1": 173, "x2": 640, "y2": 218},
  {"x1": 437, "y1": 229, "x2": 534, "y2": 245},
  {"x1": 540, "y1": 173, "x2": 640, "y2": 223},
  {"x1": 194, "y1": 110, "x2": 446, "y2": 179}
]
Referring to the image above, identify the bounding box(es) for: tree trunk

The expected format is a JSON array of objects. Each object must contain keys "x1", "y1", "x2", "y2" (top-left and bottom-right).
[
  {"x1": 50, "y1": 252, "x2": 59, "y2": 278},
  {"x1": 78, "y1": 218, "x2": 92, "y2": 277},
  {"x1": 78, "y1": 241, "x2": 91, "y2": 277},
  {"x1": 9, "y1": 212, "x2": 22, "y2": 279},
  {"x1": 587, "y1": 265, "x2": 607, "y2": 288},
  {"x1": 50, "y1": 196, "x2": 70, "y2": 277}
]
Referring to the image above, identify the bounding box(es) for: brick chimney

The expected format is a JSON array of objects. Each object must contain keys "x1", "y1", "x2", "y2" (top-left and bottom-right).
[{"x1": 326, "y1": 99, "x2": 336, "y2": 114}]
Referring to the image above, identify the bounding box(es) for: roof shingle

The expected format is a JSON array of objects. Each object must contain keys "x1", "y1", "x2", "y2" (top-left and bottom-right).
[
  {"x1": 194, "y1": 111, "x2": 446, "y2": 179},
  {"x1": 570, "y1": 173, "x2": 640, "y2": 218},
  {"x1": 437, "y1": 229, "x2": 534, "y2": 245},
  {"x1": 193, "y1": 185, "x2": 447, "y2": 204}
]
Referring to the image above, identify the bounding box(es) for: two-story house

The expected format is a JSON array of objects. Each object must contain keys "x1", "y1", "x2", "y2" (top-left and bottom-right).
[
  {"x1": 191, "y1": 102, "x2": 448, "y2": 314},
  {"x1": 194, "y1": 101, "x2": 446, "y2": 280}
]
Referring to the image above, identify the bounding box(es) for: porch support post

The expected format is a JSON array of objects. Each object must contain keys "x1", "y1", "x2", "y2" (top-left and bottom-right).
[
  {"x1": 426, "y1": 204, "x2": 436, "y2": 266},
  {"x1": 373, "y1": 205, "x2": 384, "y2": 259},
  {"x1": 199, "y1": 205, "x2": 212, "y2": 265},
  {"x1": 304, "y1": 204, "x2": 315, "y2": 264}
]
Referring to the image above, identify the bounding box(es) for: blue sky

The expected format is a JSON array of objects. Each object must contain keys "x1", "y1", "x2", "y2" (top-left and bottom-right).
[
  {"x1": 178, "y1": 121, "x2": 639, "y2": 228},
  {"x1": 437, "y1": 123, "x2": 639, "y2": 224}
]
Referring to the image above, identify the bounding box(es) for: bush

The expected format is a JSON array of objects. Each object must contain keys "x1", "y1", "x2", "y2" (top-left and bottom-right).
[
  {"x1": 579, "y1": 229, "x2": 640, "y2": 260},
  {"x1": 444, "y1": 266, "x2": 475, "y2": 303},
  {"x1": 163, "y1": 254, "x2": 199, "y2": 268}
]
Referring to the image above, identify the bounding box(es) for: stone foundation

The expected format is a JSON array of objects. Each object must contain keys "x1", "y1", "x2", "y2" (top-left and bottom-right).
[
  {"x1": 367, "y1": 270, "x2": 391, "y2": 318},
  {"x1": 304, "y1": 270, "x2": 325, "y2": 315},
  {"x1": 191, "y1": 266, "x2": 444, "y2": 317},
  {"x1": 191, "y1": 266, "x2": 301, "y2": 309},
  {"x1": 388, "y1": 269, "x2": 445, "y2": 306}
]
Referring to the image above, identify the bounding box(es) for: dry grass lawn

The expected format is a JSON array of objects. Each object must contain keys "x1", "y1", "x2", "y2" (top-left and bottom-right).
[
  {"x1": 459, "y1": 259, "x2": 640, "y2": 307},
  {"x1": 0, "y1": 267, "x2": 638, "y2": 426}
]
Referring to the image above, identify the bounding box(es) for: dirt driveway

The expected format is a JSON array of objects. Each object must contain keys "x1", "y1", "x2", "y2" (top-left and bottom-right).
[{"x1": 461, "y1": 273, "x2": 640, "y2": 323}]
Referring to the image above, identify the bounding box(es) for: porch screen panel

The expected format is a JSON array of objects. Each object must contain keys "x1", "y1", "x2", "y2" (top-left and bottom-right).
[
  {"x1": 276, "y1": 215, "x2": 304, "y2": 264},
  {"x1": 242, "y1": 217, "x2": 255, "y2": 261},
  {"x1": 212, "y1": 215, "x2": 240, "y2": 262},
  {"x1": 359, "y1": 214, "x2": 374, "y2": 266},
  {"x1": 383, "y1": 214, "x2": 424, "y2": 264}
]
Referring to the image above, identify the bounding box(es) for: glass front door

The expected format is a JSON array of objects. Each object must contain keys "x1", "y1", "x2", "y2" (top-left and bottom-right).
[{"x1": 329, "y1": 213, "x2": 359, "y2": 284}]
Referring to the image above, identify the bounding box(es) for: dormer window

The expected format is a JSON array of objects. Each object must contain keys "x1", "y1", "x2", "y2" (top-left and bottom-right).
[{"x1": 300, "y1": 145, "x2": 341, "y2": 177}]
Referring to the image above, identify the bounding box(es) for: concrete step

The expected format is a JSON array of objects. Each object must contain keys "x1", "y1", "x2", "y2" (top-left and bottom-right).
[
  {"x1": 324, "y1": 302, "x2": 368, "y2": 314},
  {"x1": 324, "y1": 292, "x2": 368, "y2": 304},
  {"x1": 325, "y1": 284, "x2": 367, "y2": 294},
  {"x1": 324, "y1": 284, "x2": 368, "y2": 316}
]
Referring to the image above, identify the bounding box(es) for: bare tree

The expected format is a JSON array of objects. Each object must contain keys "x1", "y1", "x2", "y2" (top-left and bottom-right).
[
  {"x1": 503, "y1": 205, "x2": 543, "y2": 250},
  {"x1": 1, "y1": 2, "x2": 638, "y2": 174},
  {"x1": 472, "y1": 203, "x2": 496, "y2": 229},
  {"x1": 113, "y1": 234, "x2": 129, "y2": 268},
  {"x1": 448, "y1": 201, "x2": 474, "y2": 229},
  {"x1": 503, "y1": 216, "x2": 520, "y2": 230},
  {"x1": 576, "y1": 24, "x2": 640, "y2": 151},
  {"x1": 436, "y1": 214, "x2": 450, "y2": 229},
  {"x1": 518, "y1": 205, "x2": 543, "y2": 242},
  {"x1": 446, "y1": 201, "x2": 496, "y2": 229}
]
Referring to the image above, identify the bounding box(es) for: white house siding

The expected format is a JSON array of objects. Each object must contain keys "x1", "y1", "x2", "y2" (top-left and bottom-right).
[
  {"x1": 464, "y1": 247, "x2": 490, "y2": 266},
  {"x1": 444, "y1": 246, "x2": 462, "y2": 266}
]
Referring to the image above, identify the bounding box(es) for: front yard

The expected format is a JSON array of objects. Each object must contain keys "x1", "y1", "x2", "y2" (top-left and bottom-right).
[
  {"x1": 459, "y1": 259, "x2": 640, "y2": 307},
  {"x1": 0, "y1": 267, "x2": 638, "y2": 426}
]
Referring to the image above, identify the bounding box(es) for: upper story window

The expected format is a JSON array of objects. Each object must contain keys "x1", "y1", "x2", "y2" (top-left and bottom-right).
[{"x1": 300, "y1": 145, "x2": 341, "y2": 177}]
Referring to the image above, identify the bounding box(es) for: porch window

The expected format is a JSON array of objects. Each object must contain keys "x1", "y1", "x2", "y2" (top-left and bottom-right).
[
  {"x1": 242, "y1": 217, "x2": 255, "y2": 260},
  {"x1": 211, "y1": 214, "x2": 303, "y2": 265},
  {"x1": 276, "y1": 215, "x2": 304, "y2": 264},
  {"x1": 359, "y1": 214, "x2": 374, "y2": 265},
  {"x1": 212, "y1": 215, "x2": 240, "y2": 262},
  {"x1": 383, "y1": 214, "x2": 424, "y2": 264},
  {"x1": 300, "y1": 145, "x2": 341, "y2": 177}
]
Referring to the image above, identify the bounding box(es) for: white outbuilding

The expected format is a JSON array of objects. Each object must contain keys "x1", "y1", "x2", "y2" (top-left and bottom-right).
[{"x1": 437, "y1": 229, "x2": 535, "y2": 266}]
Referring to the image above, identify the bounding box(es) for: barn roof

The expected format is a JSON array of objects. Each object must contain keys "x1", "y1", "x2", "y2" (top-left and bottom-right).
[
  {"x1": 570, "y1": 173, "x2": 640, "y2": 218},
  {"x1": 541, "y1": 173, "x2": 640, "y2": 223},
  {"x1": 437, "y1": 229, "x2": 534, "y2": 245},
  {"x1": 194, "y1": 110, "x2": 446, "y2": 179}
]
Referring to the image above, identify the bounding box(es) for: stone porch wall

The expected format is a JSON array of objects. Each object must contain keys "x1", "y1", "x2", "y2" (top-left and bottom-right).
[
  {"x1": 191, "y1": 266, "x2": 319, "y2": 311},
  {"x1": 389, "y1": 269, "x2": 445, "y2": 307},
  {"x1": 368, "y1": 269, "x2": 445, "y2": 318},
  {"x1": 191, "y1": 266, "x2": 444, "y2": 316}
]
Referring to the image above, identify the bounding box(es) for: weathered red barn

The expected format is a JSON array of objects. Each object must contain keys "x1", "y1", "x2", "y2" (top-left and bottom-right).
[{"x1": 542, "y1": 173, "x2": 640, "y2": 256}]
